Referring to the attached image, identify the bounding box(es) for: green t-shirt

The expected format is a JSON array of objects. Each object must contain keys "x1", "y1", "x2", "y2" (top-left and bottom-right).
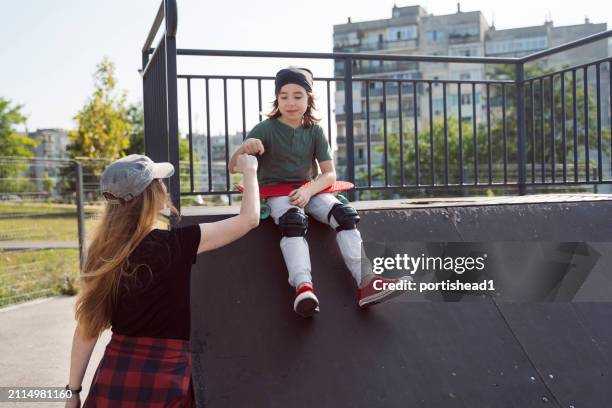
[{"x1": 246, "y1": 118, "x2": 333, "y2": 185}]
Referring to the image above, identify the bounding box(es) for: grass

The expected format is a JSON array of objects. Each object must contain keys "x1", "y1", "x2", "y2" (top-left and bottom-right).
[
  {"x1": 0, "y1": 248, "x2": 80, "y2": 307},
  {"x1": 0, "y1": 216, "x2": 101, "y2": 241},
  {"x1": 0, "y1": 202, "x2": 99, "y2": 307},
  {"x1": 0, "y1": 202, "x2": 103, "y2": 241}
]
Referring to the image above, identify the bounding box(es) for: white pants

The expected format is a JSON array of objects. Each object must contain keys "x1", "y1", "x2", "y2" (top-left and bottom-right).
[{"x1": 268, "y1": 193, "x2": 372, "y2": 288}]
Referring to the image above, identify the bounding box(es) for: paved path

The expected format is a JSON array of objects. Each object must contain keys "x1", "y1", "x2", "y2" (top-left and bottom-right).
[
  {"x1": 0, "y1": 241, "x2": 78, "y2": 250},
  {"x1": 0, "y1": 296, "x2": 111, "y2": 407}
]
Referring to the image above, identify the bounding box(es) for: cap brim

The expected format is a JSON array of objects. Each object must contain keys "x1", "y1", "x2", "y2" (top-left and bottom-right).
[{"x1": 151, "y1": 162, "x2": 175, "y2": 179}]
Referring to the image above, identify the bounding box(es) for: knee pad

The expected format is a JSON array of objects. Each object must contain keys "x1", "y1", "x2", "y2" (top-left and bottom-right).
[
  {"x1": 279, "y1": 208, "x2": 308, "y2": 237},
  {"x1": 328, "y1": 203, "x2": 360, "y2": 232}
]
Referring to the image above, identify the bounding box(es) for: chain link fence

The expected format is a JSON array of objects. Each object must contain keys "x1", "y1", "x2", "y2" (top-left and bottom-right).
[{"x1": 0, "y1": 157, "x2": 108, "y2": 307}]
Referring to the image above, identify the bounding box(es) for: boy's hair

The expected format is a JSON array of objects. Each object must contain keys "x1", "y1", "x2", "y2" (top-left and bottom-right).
[
  {"x1": 267, "y1": 92, "x2": 320, "y2": 128},
  {"x1": 74, "y1": 179, "x2": 178, "y2": 339}
]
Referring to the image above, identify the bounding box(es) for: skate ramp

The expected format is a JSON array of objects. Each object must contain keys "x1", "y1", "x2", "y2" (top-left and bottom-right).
[{"x1": 184, "y1": 197, "x2": 612, "y2": 407}]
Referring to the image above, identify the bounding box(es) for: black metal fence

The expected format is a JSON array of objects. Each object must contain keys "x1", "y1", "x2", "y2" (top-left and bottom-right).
[{"x1": 142, "y1": 0, "x2": 612, "y2": 206}]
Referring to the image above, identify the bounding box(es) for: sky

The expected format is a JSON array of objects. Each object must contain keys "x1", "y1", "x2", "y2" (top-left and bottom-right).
[{"x1": 1, "y1": 0, "x2": 609, "y2": 136}]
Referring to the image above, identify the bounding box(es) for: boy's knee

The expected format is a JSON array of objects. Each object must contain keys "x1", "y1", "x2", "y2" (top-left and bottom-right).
[
  {"x1": 279, "y1": 208, "x2": 308, "y2": 237},
  {"x1": 327, "y1": 203, "x2": 360, "y2": 232}
]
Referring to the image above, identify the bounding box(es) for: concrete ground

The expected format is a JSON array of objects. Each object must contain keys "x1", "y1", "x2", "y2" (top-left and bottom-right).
[{"x1": 0, "y1": 296, "x2": 111, "y2": 407}]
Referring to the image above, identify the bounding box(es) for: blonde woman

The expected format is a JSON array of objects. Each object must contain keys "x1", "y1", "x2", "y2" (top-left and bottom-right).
[{"x1": 65, "y1": 154, "x2": 259, "y2": 407}]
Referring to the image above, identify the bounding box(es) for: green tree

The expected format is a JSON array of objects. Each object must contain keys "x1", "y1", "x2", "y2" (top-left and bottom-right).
[
  {"x1": 0, "y1": 97, "x2": 36, "y2": 157},
  {"x1": 67, "y1": 57, "x2": 132, "y2": 160},
  {"x1": 124, "y1": 102, "x2": 145, "y2": 155},
  {"x1": 42, "y1": 171, "x2": 55, "y2": 195},
  {"x1": 0, "y1": 97, "x2": 38, "y2": 195},
  {"x1": 61, "y1": 57, "x2": 132, "y2": 198}
]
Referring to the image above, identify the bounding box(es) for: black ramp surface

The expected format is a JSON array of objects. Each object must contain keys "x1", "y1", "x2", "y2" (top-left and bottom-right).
[
  {"x1": 497, "y1": 303, "x2": 612, "y2": 406},
  {"x1": 185, "y1": 201, "x2": 612, "y2": 408}
]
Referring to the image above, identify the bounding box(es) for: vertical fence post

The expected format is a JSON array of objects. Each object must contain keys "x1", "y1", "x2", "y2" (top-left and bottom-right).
[
  {"x1": 164, "y1": 0, "x2": 180, "y2": 213},
  {"x1": 515, "y1": 62, "x2": 527, "y2": 196},
  {"x1": 343, "y1": 58, "x2": 355, "y2": 200},
  {"x1": 141, "y1": 0, "x2": 180, "y2": 215},
  {"x1": 74, "y1": 160, "x2": 85, "y2": 271}
]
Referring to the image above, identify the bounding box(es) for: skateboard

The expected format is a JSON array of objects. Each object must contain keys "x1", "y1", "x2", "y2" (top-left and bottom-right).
[{"x1": 235, "y1": 180, "x2": 354, "y2": 220}]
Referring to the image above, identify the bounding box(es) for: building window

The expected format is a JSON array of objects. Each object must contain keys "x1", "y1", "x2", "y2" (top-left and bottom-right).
[
  {"x1": 449, "y1": 24, "x2": 479, "y2": 37},
  {"x1": 387, "y1": 25, "x2": 418, "y2": 41},
  {"x1": 432, "y1": 98, "x2": 444, "y2": 111},
  {"x1": 367, "y1": 33, "x2": 379, "y2": 45},
  {"x1": 358, "y1": 148, "x2": 364, "y2": 159},
  {"x1": 485, "y1": 36, "x2": 548, "y2": 55},
  {"x1": 461, "y1": 94, "x2": 472, "y2": 104},
  {"x1": 426, "y1": 31, "x2": 444, "y2": 41},
  {"x1": 370, "y1": 122, "x2": 381, "y2": 134},
  {"x1": 334, "y1": 32, "x2": 359, "y2": 48}
]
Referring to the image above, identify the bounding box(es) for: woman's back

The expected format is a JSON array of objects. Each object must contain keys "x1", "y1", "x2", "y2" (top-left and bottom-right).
[{"x1": 111, "y1": 225, "x2": 200, "y2": 341}]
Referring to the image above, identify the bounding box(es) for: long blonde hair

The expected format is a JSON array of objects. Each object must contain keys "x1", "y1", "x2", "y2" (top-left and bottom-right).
[{"x1": 75, "y1": 179, "x2": 177, "y2": 339}]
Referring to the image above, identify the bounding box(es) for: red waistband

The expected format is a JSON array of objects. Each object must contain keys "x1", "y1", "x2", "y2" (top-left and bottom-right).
[{"x1": 109, "y1": 333, "x2": 191, "y2": 353}]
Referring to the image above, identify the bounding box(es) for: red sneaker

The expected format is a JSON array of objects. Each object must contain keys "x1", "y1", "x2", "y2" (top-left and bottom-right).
[
  {"x1": 358, "y1": 275, "x2": 412, "y2": 307},
  {"x1": 294, "y1": 284, "x2": 320, "y2": 318}
]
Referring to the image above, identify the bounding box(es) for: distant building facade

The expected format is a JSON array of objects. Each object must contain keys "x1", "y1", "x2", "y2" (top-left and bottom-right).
[
  {"x1": 26, "y1": 128, "x2": 70, "y2": 197},
  {"x1": 333, "y1": 4, "x2": 609, "y2": 181}
]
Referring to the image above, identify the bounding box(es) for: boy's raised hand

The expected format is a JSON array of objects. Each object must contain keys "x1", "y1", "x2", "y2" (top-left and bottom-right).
[
  {"x1": 242, "y1": 138, "x2": 265, "y2": 155},
  {"x1": 233, "y1": 154, "x2": 258, "y2": 174}
]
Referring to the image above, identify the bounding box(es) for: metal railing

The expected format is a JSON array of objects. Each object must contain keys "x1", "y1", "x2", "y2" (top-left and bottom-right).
[{"x1": 141, "y1": 0, "x2": 612, "y2": 204}]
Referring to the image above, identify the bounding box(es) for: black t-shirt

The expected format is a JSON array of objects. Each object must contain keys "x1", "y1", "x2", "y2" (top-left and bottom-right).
[{"x1": 111, "y1": 225, "x2": 201, "y2": 341}]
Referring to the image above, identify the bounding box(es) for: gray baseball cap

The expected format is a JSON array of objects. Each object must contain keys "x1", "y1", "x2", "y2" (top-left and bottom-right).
[{"x1": 100, "y1": 154, "x2": 174, "y2": 204}]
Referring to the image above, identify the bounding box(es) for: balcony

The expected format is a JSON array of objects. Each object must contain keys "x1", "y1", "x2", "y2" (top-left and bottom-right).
[
  {"x1": 334, "y1": 38, "x2": 418, "y2": 53},
  {"x1": 448, "y1": 33, "x2": 481, "y2": 45}
]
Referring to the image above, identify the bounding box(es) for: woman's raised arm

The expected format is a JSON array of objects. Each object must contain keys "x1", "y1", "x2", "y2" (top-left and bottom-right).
[{"x1": 197, "y1": 154, "x2": 260, "y2": 253}]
